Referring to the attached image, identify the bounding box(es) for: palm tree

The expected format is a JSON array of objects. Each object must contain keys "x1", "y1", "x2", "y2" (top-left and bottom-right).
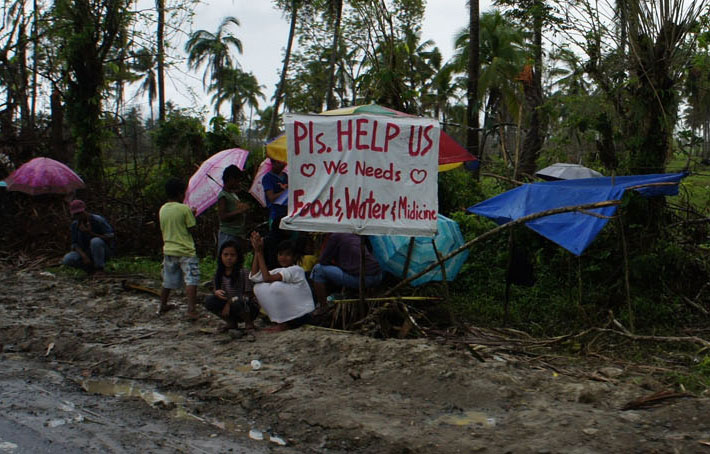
[
  {"x1": 452, "y1": 11, "x2": 527, "y2": 157},
  {"x1": 325, "y1": 0, "x2": 343, "y2": 110},
  {"x1": 156, "y1": 0, "x2": 166, "y2": 122},
  {"x1": 132, "y1": 47, "x2": 158, "y2": 123},
  {"x1": 185, "y1": 16, "x2": 243, "y2": 96},
  {"x1": 209, "y1": 67, "x2": 265, "y2": 124},
  {"x1": 268, "y1": 0, "x2": 301, "y2": 139},
  {"x1": 466, "y1": 0, "x2": 480, "y2": 165}
]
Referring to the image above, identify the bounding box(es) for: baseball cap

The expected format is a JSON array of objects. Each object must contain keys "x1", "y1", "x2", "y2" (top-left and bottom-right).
[{"x1": 69, "y1": 199, "x2": 86, "y2": 215}]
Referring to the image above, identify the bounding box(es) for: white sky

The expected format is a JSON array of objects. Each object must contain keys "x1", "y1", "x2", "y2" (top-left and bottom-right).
[{"x1": 128, "y1": 0, "x2": 495, "y2": 116}]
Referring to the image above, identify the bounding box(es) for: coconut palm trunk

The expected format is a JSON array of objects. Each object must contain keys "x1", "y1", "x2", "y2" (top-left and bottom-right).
[
  {"x1": 466, "y1": 0, "x2": 480, "y2": 168},
  {"x1": 268, "y1": 0, "x2": 299, "y2": 139},
  {"x1": 325, "y1": 0, "x2": 343, "y2": 111}
]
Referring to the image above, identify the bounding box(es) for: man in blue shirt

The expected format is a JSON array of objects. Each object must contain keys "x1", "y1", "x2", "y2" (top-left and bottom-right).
[
  {"x1": 262, "y1": 159, "x2": 289, "y2": 269},
  {"x1": 62, "y1": 199, "x2": 115, "y2": 274}
]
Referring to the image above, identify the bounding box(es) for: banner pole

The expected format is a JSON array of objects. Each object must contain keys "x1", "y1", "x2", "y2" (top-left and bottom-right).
[{"x1": 359, "y1": 235, "x2": 366, "y2": 304}]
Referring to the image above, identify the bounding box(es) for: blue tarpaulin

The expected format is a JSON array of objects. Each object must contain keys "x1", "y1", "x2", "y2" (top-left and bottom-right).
[{"x1": 467, "y1": 173, "x2": 687, "y2": 256}]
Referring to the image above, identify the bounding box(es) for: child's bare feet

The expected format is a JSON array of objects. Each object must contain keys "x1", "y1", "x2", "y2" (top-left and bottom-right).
[
  {"x1": 157, "y1": 303, "x2": 177, "y2": 315},
  {"x1": 263, "y1": 323, "x2": 288, "y2": 333},
  {"x1": 184, "y1": 312, "x2": 202, "y2": 322},
  {"x1": 217, "y1": 322, "x2": 237, "y2": 333}
]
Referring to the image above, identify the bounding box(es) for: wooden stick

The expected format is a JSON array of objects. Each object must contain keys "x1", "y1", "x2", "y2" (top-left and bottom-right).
[
  {"x1": 402, "y1": 237, "x2": 416, "y2": 278},
  {"x1": 333, "y1": 296, "x2": 441, "y2": 304},
  {"x1": 617, "y1": 216, "x2": 634, "y2": 332},
  {"x1": 104, "y1": 331, "x2": 158, "y2": 347},
  {"x1": 431, "y1": 238, "x2": 450, "y2": 299},
  {"x1": 359, "y1": 235, "x2": 365, "y2": 305}
]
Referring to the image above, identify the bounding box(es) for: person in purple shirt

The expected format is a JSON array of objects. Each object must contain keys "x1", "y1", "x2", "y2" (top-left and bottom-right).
[{"x1": 311, "y1": 233, "x2": 383, "y2": 310}]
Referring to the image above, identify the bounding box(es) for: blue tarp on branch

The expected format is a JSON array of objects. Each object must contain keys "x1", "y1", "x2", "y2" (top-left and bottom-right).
[{"x1": 467, "y1": 173, "x2": 687, "y2": 256}]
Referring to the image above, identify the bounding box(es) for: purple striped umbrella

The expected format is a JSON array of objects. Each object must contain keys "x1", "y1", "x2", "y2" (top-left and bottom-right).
[{"x1": 184, "y1": 148, "x2": 250, "y2": 216}]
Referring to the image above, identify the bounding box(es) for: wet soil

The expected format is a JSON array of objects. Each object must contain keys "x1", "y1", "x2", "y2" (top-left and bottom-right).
[{"x1": 2, "y1": 268, "x2": 710, "y2": 453}]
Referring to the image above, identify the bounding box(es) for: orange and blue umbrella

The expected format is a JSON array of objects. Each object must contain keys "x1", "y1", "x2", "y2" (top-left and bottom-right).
[{"x1": 266, "y1": 104, "x2": 475, "y2": 172}]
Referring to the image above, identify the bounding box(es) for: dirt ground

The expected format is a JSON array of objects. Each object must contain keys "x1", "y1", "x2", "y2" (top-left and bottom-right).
[{"x1": 2, "y1": 267, "x2": 710, "y2": 453}]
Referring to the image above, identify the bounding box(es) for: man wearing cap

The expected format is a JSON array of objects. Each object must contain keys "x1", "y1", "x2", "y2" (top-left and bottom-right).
[{"x1": 62, "y1": 200, "x2": 115, "y2": 274}]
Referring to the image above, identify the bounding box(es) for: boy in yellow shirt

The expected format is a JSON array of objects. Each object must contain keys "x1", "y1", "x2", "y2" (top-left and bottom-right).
[{"x1": 159, "y1": 178, "x2": 200, "y2": 319}]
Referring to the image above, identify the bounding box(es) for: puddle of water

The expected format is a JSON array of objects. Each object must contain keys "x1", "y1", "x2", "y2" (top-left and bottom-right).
[
  {"x1": 46, "y1": 415, "x2": 83, "y2": 428},
  {"x1": 81, "y1": 379, "x2": 185, "y2": 407},
  {"x1": 436, "y1": 411, "x2": 496, "y2": 428},
  {"x1": 81, "y1": 378, "x2": 287, "y2": 445}
]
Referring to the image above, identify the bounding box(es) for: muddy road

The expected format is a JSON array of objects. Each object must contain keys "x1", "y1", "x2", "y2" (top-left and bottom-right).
[{"x1": 1, "y1": 267, "x2": 710, "y2": 453}]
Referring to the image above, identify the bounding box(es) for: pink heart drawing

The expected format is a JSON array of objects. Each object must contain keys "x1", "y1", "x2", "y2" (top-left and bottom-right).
[
  {"x1": 409, "y1": 169, "x2": 427, "y2": 184},
  {"x1": 300, "y1": 163, "x2": 316, "y2": 177}
]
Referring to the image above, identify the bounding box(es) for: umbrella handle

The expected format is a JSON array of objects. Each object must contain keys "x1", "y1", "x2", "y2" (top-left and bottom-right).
[{"x1": 206, "y1": 173, "x2": 224, "y2": 188}]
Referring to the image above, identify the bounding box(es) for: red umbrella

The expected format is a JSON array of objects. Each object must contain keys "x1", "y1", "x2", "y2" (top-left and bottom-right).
[
  {"x1": 184, "y1": 148, "x2": 250, "y2": 216},
  {"x1": 4, "y1": 157, "x2": 85, "y2": 195}
]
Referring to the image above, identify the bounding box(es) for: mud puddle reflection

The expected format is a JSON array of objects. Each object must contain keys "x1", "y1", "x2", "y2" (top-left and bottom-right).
[{"x1": 81, "y1": 378, "x2": 288, "y2": 446}]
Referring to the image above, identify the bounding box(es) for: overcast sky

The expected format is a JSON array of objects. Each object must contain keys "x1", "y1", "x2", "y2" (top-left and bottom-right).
[{"x1": 128, "y1": 1, "x2": 495, "y2": 116}]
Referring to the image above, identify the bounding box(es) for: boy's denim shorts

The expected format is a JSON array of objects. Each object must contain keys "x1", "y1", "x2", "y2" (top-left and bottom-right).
[{"x1": 162, "y1": 255, "x2": 200, "y2": 288}]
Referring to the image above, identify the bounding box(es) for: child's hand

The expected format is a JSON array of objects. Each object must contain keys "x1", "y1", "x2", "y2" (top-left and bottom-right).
[
  {"x1": 250, "y1": 231, "x2": 261, "y2": 250},
  {"x1": 278, "y1": 182, "x2": 288, "y2": 191},
  {"x1": 215, "y1": 289, "x2": 227, "y2": 300},
  {"x1": 191, "y1": 206, "x2": 198, "y2": 216}
]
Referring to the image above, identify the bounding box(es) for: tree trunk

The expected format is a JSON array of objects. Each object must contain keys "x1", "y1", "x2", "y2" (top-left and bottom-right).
[
  {"x1": 31, "y1": 0, "x2": 39, "y2": 127},
  {"x1": 325, "y1": 0, "x2": 343, "y2": 111},
  {"x1": 466, "y1": 0, "x2": 480, "y2": 171},
  {"x1": 156, "y1": 0, "x2": 166, "y2": 123},
  {"x1": 516, "y1": 5, "x2": 546, "y2": 179},
  {"x1": 268, "y1": 0, "x2": 299, "y2": 140}
]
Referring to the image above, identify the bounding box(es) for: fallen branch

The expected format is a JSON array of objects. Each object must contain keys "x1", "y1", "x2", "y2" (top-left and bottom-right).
[
  {"x1": 104, "y1": 331, "x2": 158, "y2": 347},
  {"x1": 621, "y1": 390, "x2": 692, "y2": 410},
  {"x1": 589, "y1": 327, "x2": 710, "y2": 350},
  {"x1": 384, "y1": 200, "x2": 622, "y2": 296},
  {"x1": 122, "y1": 280, "x2": 161, "y2": 297}
]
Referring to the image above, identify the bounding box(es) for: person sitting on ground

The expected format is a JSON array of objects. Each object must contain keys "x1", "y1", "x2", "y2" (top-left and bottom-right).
[
  {"x1": 249, "y1": 231, "x2": 314, "y2": 332},
  {"x1": 311, "y1": 233, "x2": 384, "y2": 311},
  {"x1": 158, "y1": 178, "x2": 200, "y2": 319},
  {"x1": 217, "y1": 165, "x2": 250, "y2": 254},
  {"x1": 204, "y1": 240, "x2": 258, "y2": 333},
  {"x1": 62, "y1": 199, "x2": 115, "y2": 275}
]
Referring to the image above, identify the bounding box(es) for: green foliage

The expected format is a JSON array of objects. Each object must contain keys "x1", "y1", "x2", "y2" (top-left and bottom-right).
[
  {"x1": 667, "y1": 356, "x2": 710, "y2": 393},
  {"x1": 437, "y1": 167, "x2": 487, "y2": 215},
  {"x1": 206, "y1": 116, "x2": 241, "y2": 155},
  {"x1": 152, "y1": 105, "x2": 207, "y2": 169}
]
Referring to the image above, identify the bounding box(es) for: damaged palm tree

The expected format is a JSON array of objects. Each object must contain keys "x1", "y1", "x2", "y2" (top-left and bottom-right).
[
  {"x1": 624, "y1": 0, "x2": 706, "y2": 174},
  {"x1": 561, "y1": 0, "x2": 707, "y2": 175}
]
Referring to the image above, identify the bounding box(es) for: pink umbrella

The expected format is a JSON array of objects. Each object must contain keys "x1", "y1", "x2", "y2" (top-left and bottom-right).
[
  {"x1": 4, "y1": 157, "x2": 85, "y2": 195},
  {"x1": 249, "y1": 158, "x2": 288, "y2": 207},
  {"x1": 184, "y1": 148, "x2": 250, "y2": 216}
]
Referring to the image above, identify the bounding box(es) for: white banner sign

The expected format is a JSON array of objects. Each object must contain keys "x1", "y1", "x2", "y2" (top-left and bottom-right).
[{"x1": 280, "y1": 113, "x2": 439, "y2": 236}]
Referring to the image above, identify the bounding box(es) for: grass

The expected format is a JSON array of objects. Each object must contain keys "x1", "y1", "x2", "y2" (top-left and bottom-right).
[
  {"x1": 668, "y1": 155, "x2": 710, "y2": 215},
  {"x1": 49, "y1": 255, "x2": 220, "y2": 284}
]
